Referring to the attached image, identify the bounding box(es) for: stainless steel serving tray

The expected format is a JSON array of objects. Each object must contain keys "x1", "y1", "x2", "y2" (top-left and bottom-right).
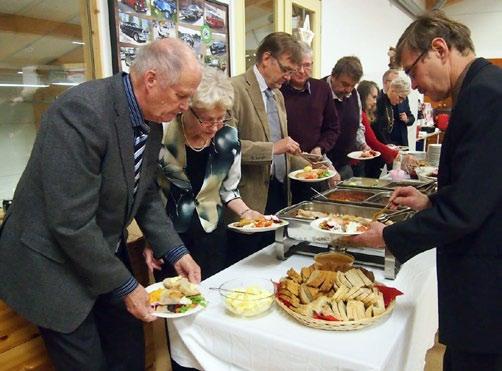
[
  {"x1": 276, "y1": 200, "x2": 411, "y2": 244},
  {"x1": 338, "y1": 177, "x2": 435, "y2": 192},
  {"x1": 311, "y1": 187, "x2": 380, "y2": 204}
]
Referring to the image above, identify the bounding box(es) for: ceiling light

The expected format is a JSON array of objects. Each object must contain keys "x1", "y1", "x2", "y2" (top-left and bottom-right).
[{"x1": 0, "y1": 83, "x2": 49, "y2": 88}]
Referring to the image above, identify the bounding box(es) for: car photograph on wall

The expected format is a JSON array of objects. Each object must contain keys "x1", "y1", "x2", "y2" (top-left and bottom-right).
[
  {"x1": 209, "y1": 40, "x2": 226, "y2": 55},
  {"x1": 121, "y1": 0, "x2": 147, "y2": 13},
  {"x1": 120, "y1": 21, "x2": 149, "y2": 43},
  {"x1": 205, "y1": 14, "x2": 224, "y2": 29},
  {"x1": 181, "y1": 4, "x2": 203, "y2": 22},
  {"x1": 152, "y1": 0, "x2": 176, "y2": 18}
]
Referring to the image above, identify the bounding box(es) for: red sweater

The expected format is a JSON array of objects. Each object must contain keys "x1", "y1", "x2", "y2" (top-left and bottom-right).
[{"x1": 362, "y1": 111, "x2": 398, "y2": 163}]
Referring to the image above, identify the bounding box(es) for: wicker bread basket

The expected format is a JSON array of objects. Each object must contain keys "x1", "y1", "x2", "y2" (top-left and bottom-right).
[{"x1": 275, "y1": 297, "x2": 395, "y2": 331}]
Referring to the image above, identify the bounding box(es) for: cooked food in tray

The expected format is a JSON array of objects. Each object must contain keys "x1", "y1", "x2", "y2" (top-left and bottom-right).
[
  {"x1": 148, "y1": 276, "x2": 207, "y2": 315},
  {"x1": 315, "y1": 214, "x2": 371, "y2": 234},
  {"x1": 325, "y1": 190, "x2": 373, "y2": 202},
  {"x1": 294, "y1": 209, "x2": 329, "y2": 220}
]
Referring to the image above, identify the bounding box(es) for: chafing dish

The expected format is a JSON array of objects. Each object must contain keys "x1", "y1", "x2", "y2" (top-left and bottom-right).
[
  {"x1": 274, "y1": 201, "x2": 414, "y2": 279},
  {"x1": 337, "y1": 177, "x2": 435, "y2": 193},
  {"x1": 311, "y1": 187, "x2": 380, "y2": 204}
]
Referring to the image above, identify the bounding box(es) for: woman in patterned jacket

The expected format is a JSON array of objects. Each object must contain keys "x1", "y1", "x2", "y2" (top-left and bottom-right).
[{"x1": 144, "y1": 67, "x2": 261, "y2": 280}]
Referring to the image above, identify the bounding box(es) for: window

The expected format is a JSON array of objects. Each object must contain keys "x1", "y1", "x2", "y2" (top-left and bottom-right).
[{"x1": 0, "y1": 0, "x2": 96, "y2": 201}]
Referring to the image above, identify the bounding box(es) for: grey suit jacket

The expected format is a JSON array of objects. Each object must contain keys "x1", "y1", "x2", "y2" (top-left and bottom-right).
[
  {"x1": 0, "y1": 73, "x2": 183, "y2": 333},
  {"x1": 230, "y1": 68, "x2": 306, "y2": 214}
]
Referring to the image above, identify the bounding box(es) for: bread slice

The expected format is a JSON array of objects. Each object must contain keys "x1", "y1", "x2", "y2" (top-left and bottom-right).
[
  {"x1": 301, "y1": 265, "x2": 315, "y2": 281},
  {"x1": 287, "y1": 268, "x2": 302, "y2": 283},
  {"x1": 355, "y1": 268, "x2": 374, "y2": 286},
  {"x1": 337, "y1": 300, "x2": 348, "y2": 321},
  {"x1": 319, "y1": 271, "x2": 337, "y2": 292},
  {"x1": 283, "y1": 278, "x2": 300, "y2": 296},
  {"x1": 345, "y1": 269, "x2": 365, "y2": 288},
  {"x1": 306, "y1": 270, "x2": 326, "y2": 288}
]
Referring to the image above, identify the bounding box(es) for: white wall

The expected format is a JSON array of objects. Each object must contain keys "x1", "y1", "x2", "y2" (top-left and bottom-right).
[
  {"x1": 443, "y1": 0, "x2": 502, "y2": 58},
  {"x1": 320, "y1": 0, "x2": 421, "y2": 148}
]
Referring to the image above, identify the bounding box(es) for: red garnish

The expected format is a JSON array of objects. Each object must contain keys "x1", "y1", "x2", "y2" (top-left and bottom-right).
[
  {"x1": 313, "y1": 312, "x2": 339, "y2": 321},
  {"x1": 375, "y1": 284, "x2": 404, "y2": 308}
]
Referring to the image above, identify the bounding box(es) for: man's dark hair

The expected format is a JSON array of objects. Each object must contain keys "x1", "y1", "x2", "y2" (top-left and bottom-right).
[
  {"x1": 331, "y1": 56, "x2": 363, "y2": 82},
  {"x1": 256, "y1": 32, "x2": 303, "y2": 65},
  {"x1": 395, "y1": 10, "x2": 475, "y2": 65}
]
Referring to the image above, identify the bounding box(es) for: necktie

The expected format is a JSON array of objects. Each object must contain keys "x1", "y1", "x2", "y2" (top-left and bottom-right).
[
  {"x1": 264, "y1": 88, "x2": 286, "y2": 182},
  {"x1": 133, "y1": 127, "x2": 148, "y2": 196}
]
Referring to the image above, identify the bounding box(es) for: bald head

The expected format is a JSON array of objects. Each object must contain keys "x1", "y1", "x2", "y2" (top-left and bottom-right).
[{"x1": 130, "y1": 38, "x2": 201, "y2": 88}]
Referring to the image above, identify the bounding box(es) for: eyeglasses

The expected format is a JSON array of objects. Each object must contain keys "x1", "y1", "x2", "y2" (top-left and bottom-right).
[
  {"x1": 404, "y1": 49, "x2": 428, "y2": 79},
  {"x1": 301, "y1": 62, "x2": 313, "y2": 70},
  {"x1": 190, "y1": 107, "x2": 230, "y2": 128},
  {"x1": 272, "y1": 55, "x2": 297, "y2": 76}
]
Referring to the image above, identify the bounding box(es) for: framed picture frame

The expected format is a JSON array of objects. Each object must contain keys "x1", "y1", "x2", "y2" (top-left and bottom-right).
[{"x1": 108, "y1": 0, "x2": 230, "y2": 75}]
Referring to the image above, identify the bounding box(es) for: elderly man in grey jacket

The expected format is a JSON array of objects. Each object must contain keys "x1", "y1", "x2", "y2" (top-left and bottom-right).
[{"x1": 0, "y1": 39, "x2": 201, "y2": 370}]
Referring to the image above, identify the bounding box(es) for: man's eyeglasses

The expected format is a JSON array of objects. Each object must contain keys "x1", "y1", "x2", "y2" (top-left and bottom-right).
[
  {"x1": 404, "y1": 49, "x2": 428, "y2": 79},
  {"x1": 190, "y1": 107, "x2": 230, "y2": 127},
  {"x1": 272, "y1": 55, "x2": 297, "y2": 76}
]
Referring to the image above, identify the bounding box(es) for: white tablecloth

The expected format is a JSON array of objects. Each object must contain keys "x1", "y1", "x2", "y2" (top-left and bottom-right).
[{"x1": 168, "y1": 246, "x2": 438, "y2": 371}]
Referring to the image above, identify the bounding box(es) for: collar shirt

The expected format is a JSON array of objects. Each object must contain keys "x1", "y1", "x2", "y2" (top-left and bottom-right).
[{"x1": 253, "y1": 64, "x2": 271, "y2": 111}]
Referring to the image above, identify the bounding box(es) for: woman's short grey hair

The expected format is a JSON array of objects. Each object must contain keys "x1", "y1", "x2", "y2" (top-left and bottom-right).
[
  {"x1": 390, "y1": 75, "x2": 411, "y2": 97},
  {"x1": 130, "y1": 38, "x2": 197, "y2": 87},
  {"x1": 190, "y1": 67, "x2": 234, "y2": 111}
]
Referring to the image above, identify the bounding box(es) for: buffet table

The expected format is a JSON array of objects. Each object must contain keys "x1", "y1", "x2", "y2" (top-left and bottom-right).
[{"x1": 167, "y1": 245, "x2": 438, "y2": 371}]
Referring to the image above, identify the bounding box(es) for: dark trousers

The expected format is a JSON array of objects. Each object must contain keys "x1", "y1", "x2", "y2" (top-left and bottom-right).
[
  {"x1": 443, "y1": 347, "x2": 502, "y2": 371},
  {"x1": 39, "y1": 293, "x2": 144, "y2": 371}
]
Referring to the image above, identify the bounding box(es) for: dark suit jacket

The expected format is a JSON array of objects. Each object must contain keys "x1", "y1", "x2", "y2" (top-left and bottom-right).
[
  {"x1": 0, "y1": 74, "x2": 183, "y2": 333},
  {"x1": 391, "y1": 96, "x2": 415, "y2": 146},
  {"x1": 384, "y1": 58, "x2": 502, "y2": 353}
]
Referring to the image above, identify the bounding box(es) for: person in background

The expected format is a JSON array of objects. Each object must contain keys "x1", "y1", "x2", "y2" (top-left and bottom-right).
[
  {"x1": 382, "y1": 69, "x2": 416, "y2": 147},
  {"x1": 281, "y1": 41, "x2": 340, "y2": 202},
  {"x1": 0, "y1": 39, "x2": 201, "y2": 370},
  {"x1": 143, "y1": 67, "x2": 261, "y2": 281},
  {"x1": 324, "y1": 56, "x2": 371, "y2": 179},
  {"x1": 353, "y1": 11, "x2": 502, "y2": 371},
  {"x1": 357, "y1": 80, "x2": 400, "y2": 178},
  {"x1": 228, "y1": 32, "x2": 307, "y2": 262},
  {"x1": 373, "y1": 75, "x2": 411, "y2": 145}
]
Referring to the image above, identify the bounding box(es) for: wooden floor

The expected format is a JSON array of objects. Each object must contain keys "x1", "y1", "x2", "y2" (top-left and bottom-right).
[{"x1": 424, "y1": 333, "x2": 446, "y2": 371}]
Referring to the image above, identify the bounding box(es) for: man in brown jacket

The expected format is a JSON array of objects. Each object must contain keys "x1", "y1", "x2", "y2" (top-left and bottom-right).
[{"x1": 231, "y1": 32, "x2": 305, "y2": 215}]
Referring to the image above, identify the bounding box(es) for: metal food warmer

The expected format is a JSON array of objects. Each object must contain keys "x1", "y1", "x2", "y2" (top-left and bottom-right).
[{"x1": 273, "y1": 198, "x2": 414, "y2": 280}]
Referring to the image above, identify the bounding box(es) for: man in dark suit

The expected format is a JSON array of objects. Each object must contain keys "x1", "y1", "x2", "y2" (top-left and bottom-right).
[
  {"x1": 354, "y1": 11, "x2": 502, "y2": 371},
  {"x1": 0, "y1": 39, "x2": 202, "y2": 370}
]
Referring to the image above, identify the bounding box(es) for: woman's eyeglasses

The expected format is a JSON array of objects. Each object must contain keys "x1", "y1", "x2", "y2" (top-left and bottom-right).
[{"x1": 190, "y1": 107, "x2": 231, "y2": 127}]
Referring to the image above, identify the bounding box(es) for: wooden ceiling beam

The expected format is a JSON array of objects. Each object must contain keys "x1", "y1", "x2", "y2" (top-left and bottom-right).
[{"x1": 0, "y1": 12, "x2": 81, "y2": 40}]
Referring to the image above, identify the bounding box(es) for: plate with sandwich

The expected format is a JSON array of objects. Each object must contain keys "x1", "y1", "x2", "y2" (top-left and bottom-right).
[{"x1": 147, "y1": 276, "x2": 208, "y2": 318}]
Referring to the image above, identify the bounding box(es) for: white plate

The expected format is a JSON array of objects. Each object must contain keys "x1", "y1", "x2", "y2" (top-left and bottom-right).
[
  {"x1": 227, "y1": 220, "x2": 288, "y2": 234},
  {"x1": 288, "y1": 169, "x2": 337, "y2": 183},
  {"x1": 310, "y1": 217, "x2": 369, "y2": 236},
  {"x1": 146, "y1": 282, "x2": 206, "y2": 319},
  {"x1": 347, "y1": 151, "x2": 381, "y2": 160}
]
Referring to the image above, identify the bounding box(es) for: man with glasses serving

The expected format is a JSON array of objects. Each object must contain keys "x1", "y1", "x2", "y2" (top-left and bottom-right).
[
  {"x1": 281, "y1": 41, "x2": 340, "y2": 202},
  {"x1": 324, "y1": 56, "x2": 371, "y2": 179},
  {"x1": 353, "y1": 11, "x2": 502, "y2": 371}
]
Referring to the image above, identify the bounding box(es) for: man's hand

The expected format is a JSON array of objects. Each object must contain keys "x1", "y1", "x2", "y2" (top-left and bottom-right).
[
  {"x1": 273, "y1": 136, "x2": 301, "y2": 155},
  {"x1": 327, "y1": 164, "x2": 341, "y2": 188},
  {"x1": 123, "y1": 285, "x2": 156, "y2": 322},
  {"x1": 390, "y1": 186, "x2": 431, "y2": 211},
  {"x1": 143, "y1": 246, "x2": 163, "y2": 273},
  {"x1": 174, "y1": 254, "x2": 201, "y2": 284},
  {"x1": 350, "y1": 222, "x2": 386, "y2": 248},
  {"x1": 399, "y1": 112, "x2": 408, "y2": 123},
  {"x1": 361, "y1": 143, "x2": 372, "y2": 151}
]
